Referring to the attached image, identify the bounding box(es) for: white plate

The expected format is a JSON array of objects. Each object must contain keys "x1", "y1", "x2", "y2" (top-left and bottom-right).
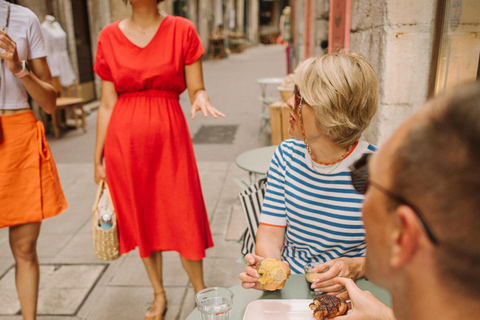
[{"x1": 243, "y1": 299, "x2": 315, "y2": 320}]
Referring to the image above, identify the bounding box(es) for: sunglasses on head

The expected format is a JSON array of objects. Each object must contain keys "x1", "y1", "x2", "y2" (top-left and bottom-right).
[{"x1": 349, "y1": 153, "x2": 439, "y2": 245}]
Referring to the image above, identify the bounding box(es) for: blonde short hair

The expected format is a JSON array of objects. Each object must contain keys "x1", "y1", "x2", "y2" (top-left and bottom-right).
[{"x1": 294, "y1": 52, "x2": 379, "y2": 147}]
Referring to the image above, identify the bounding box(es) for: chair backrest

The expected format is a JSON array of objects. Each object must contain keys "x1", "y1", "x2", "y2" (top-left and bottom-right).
[
  {"x1": 65, "y1": 83, "x2": 82, "y2": 98},
  {"x1": 238, "y1": 178, "x2": 268, "y2": 255},
  {"x1": 52, "y1": 77, "x2": 82, "y2": 99},
  {"x1": 52, "y1": 76, "x2": 64, "y2": 97}
]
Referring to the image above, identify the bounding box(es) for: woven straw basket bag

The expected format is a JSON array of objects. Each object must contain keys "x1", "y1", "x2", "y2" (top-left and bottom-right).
[{"x1": 91, "y1": 180, "x2": 120, "y2": 261}]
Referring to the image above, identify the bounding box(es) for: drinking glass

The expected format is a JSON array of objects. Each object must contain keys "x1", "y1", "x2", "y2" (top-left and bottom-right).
[
  {"x1": 304, "y1": 262, "x2": 329, "y2": 295},
  {"x1": 195, "y1": 287, "x2": 234, "y2": 320}
]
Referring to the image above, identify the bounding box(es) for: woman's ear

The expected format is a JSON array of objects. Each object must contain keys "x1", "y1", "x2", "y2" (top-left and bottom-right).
[{"x1": 390, "y1": 205, "x2": 421, "y2": 267}]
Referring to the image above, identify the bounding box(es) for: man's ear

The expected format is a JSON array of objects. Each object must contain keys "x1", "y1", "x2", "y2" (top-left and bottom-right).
[{"x1": 390, "y1": 205, "x2": 420, "y2": 267}]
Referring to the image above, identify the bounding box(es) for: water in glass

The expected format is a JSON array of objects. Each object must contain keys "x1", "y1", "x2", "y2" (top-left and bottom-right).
[{"x1": 197, "y1": 296, "x2": 232, "y2": 320}]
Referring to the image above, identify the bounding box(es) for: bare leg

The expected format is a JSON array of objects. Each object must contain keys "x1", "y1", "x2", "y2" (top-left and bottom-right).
[
  {"x1": 142, "y1": 251, "x2": 167, "y2": 318},
  {"x1": 180, "y1": 256, "x2": 206, "y2": 293},
  {"x1": 9, "y1": 222, "x2": 42, "y2": 320}
]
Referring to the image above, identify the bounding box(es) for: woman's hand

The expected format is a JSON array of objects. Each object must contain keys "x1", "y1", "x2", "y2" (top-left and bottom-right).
[
  {"x1": 310, "y1": 257, "x2": 365, "y2": 294},
  {"x1": 0, "y1": 30, "x2": 57, "y2": 112},
  {"x1": 94, "y1": 162, "x2": 106, "y2": 185},
  {"x1": 332, "y1": 277, "x2": 395, "y2": 320},
  {"x1": 0, "y1": 30, "x2": 22, "y2": 74},
  {"x1": 190, "y1": 90, "x2": 225, "y2": 119},
  {"x1": 239, "y1": 254, "x2": 266, "y2": 291}
]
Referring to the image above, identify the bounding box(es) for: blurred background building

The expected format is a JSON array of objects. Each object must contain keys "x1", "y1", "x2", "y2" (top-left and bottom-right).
[{"x1": 13, "y1": 0, "x2": 480, "y2": 145}]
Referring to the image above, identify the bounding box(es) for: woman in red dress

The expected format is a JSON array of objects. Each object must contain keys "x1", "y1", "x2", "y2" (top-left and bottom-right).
[{"x1": 93, "y1": 1, "x2": 224, "y2": 319}]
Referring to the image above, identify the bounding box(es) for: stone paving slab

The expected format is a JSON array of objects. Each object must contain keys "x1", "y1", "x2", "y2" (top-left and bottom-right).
[
  {"x1": 0, "y1": 256, "x2": 14, "y2": 281},
  {"x1": 225, "y1": 205, "x2": 247, "y2": 241},
  {"x1": 83, "y1": 286, "x2": 188, "y2": 320},
  {"x1": 0, "y1": 264, "x2": 105, "y2": 316}
]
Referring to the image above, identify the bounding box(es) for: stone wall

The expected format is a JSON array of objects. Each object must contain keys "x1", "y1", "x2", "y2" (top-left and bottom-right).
[
  {"x1": 294, "y1": 0, "x2": 305, "y2": 61},
  {"x1": 17, "y1": 0, "x2": 49, "y2": 19},
  {"x1": 247, "y1": 0, "x2": 259, "y2": 43},
  {"x1": 88, "y1": 0, "x2": 111, "y2": 99},
  {"x1": 312, "y1": 0, "x2": 328, "y2": 58},
  {"x1": 109, "y1": 0, "x2": 131, "y2": 22},
  {"x1": 350, "y1": 0, "x2": 438, "y2": 146},
  {"x1": 293, "y1": 0, "x2": 329, "y2": 70}
]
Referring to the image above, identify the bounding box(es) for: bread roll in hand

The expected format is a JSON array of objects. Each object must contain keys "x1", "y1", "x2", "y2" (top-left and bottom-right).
[
  {"x1": 256, "y1": 258, "x2": 291, "y2": 291},
  {"x1": 309, "y1": 295, "x2": 348, "y2": 319}
]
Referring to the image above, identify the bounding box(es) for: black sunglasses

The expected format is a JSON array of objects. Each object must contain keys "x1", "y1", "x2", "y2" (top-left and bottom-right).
[{"x1": 349, "y1": 153, "x2": 439, "y2": 245}]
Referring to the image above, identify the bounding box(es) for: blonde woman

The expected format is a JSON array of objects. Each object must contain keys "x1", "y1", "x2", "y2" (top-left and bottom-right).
[
  {"x1": 240, "y1": 52, "x2": 378, "y2": 294},
  {"x1": 93, "y1": 0, "x2": 224, "y2": 319}
]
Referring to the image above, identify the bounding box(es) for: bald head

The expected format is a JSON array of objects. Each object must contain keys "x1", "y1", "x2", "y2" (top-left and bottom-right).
[{"x1": 389, "y1": 83, "x2": 480, "y2": 296}]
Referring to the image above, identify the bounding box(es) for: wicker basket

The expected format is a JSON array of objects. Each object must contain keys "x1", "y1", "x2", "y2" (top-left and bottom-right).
[{"x1": 91, "y1": 180, "x2": 120, "y2": 261}]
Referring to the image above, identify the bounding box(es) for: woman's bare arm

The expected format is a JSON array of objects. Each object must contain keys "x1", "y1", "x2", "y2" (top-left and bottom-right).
[
  {"x1": 255, "y1": 224, "x2": 286, "y2": 259},
  {"x1": 94, "y1": 80, "x2": 118, "y2": 183},
  {"x1": 184, "y1": 58, "x2": 224, "y2": 119}
]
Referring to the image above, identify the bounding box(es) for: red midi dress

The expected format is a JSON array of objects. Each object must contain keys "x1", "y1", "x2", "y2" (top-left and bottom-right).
[{"x1": 93, "y1": 15, "x2": 213, "y2": 259}]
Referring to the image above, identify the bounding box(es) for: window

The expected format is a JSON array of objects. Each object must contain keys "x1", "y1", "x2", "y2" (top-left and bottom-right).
[{"x1": 432, "y1": 0, "x2": 480, "y2": 95}]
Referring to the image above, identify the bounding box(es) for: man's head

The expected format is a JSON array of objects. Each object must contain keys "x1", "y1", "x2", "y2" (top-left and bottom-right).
[{"x1": 360, "y1": 83, "x2": 480, "y2": 297}]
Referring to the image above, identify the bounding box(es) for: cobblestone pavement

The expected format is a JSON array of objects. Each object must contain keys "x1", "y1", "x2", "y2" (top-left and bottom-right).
[{"x1": 0, "y1": 44, "x2": 287, "y2": 320}]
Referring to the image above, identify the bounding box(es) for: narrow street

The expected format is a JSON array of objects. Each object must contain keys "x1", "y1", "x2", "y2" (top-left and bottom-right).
[{"x1": 0, "y1": 44, "x2": 287, "y2": 320}]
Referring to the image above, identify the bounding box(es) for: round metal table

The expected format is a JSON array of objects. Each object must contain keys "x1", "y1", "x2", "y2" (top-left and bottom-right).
[
  {"x1": 185, "y1": 274, "x2": 392, "y2": 320},
  {"x1": 235, "y1": 145, "x2": 277, "y2": 183},
  {"x1": 256, "y1": 77, "x2": 285, "y2": 97}
]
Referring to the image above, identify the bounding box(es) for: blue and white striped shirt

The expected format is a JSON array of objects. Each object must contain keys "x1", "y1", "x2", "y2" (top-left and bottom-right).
[{"x1": 259, "y1": 139, "x2": 377, "y2": 274}]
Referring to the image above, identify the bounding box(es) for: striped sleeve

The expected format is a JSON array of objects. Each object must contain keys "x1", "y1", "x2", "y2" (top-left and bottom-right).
[{"x1": 259, "y1": 143, "x2": 288, "y2": 227}]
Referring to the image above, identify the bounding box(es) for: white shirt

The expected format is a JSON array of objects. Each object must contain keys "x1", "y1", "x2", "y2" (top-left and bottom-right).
[{"x1": 0, "y1": 0, "x2": 47, "y2": 110}]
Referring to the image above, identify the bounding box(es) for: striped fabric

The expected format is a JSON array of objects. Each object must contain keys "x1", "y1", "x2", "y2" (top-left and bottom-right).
[
  {"x1": 239, "y1": 178, "x2": 267, "y2": 255},
  {"x1": 259, "y1": 139, "x2": 377, "y2": 274}
]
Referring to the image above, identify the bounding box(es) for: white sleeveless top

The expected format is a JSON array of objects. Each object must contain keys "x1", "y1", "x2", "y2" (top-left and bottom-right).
[{"x1": 0, "y1": 0, "x2": 47, "y2": 110}]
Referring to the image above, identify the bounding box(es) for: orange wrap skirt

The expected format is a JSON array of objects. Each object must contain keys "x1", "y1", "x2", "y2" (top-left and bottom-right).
[{"x1": 0, "y1": 111, "x2": 68, "y2": 228}]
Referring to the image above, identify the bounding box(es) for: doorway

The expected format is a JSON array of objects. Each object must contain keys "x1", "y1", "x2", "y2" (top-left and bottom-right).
[{"x1": 71, "y1": 0, "x2": 95, "y2": 101}]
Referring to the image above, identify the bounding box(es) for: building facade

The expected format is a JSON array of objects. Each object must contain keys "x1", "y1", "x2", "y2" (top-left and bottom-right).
[
  {"x1": 293, "y1": 0, "x2": 480, "y2": 145},
  {"x1": 13, "y1": 0, "x2": 480, "y2": 145}
]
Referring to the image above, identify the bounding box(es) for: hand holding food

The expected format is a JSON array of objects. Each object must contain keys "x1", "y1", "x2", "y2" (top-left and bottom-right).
[
  {"x1": 332, "y1": 277, "x2": 395, "y2": 320},
  {"x1": 309, "y1": 295, "x2": 348, "y2": 320},
  {"x1": 240, "y1": 254, "x2": 265, "y2": 290},
  {"x1": 256, "y1": 258, "x2": 291, "y2": 291}
]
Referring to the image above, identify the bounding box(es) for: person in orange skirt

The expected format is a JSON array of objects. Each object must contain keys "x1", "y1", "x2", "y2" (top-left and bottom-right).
[
  {"x1": 93, "y1": 1, "x2": 224, "y2": 319},
  {"x1": 0, "y1": 1, "x2": 68, "y2": 319}
]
